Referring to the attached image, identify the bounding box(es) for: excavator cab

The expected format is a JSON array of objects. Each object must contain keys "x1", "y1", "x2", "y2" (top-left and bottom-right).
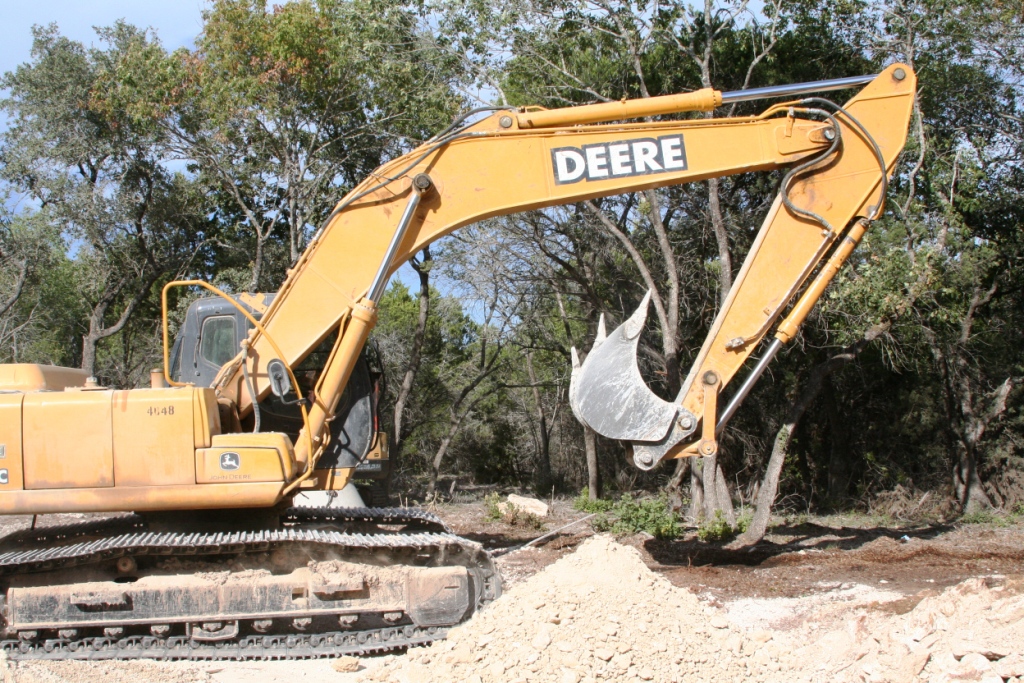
[{"x1": 168, "y1": 294, "x2": 391, "y2": 499}]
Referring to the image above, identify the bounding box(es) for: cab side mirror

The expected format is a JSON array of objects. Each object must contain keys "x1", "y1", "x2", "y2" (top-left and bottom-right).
[{"x1": 267, "y1": 359, "x2": 290, "y2": 398}]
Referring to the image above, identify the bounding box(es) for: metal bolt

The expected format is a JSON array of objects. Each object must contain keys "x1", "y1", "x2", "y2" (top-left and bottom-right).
[
  {"x1": 823, "y1": 128, "x2": 836, "y2": 141},
  {"x1": 702, "y1": 371, "x2": 719, "y2": 386},
  {"x1": 636, "y1": 451, "x2": 654, "y2": 466},
  {"x1": 679, "y1": 416, "x2": 694, "y2": 430},
  {"x1": 412, "y1": 173, "x2": 432, "y2": 192},
  {"x1": 893, "y1": 68, "x2": 906, "y2": 81},
  {"x1": 499, "y1": 115, "x2": 513, "y2": 128}
]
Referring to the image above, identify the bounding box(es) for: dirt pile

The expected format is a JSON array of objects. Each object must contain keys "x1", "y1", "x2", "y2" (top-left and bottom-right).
[{"x1": 363, "y1": 535, "x2": 1024, "y2": 683}]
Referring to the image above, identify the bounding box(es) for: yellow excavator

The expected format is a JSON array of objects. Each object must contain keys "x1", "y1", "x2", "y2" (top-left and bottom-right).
[{"x1": 0, "y1": 64, "x2": 915, "y2": 659}]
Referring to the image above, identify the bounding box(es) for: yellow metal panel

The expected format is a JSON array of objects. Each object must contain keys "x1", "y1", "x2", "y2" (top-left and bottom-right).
[
  {"x1": 192, "y1": 388, "x2": 220, "y2": 449},
  {"x1": 196, "y1": 443, "x2": 294, "y2": 484},
  {"x1": 0, "y1": 364, "x2": 88, "y2": 391},
  {"x1": 112, "y1": 388, "x2": 198, "y2": 487},
  {"x1": 23, "y1": 390, "x2": 113, "y2": 489},
  {"x1": 0, "y1": 393, "x2": 25, "y2": 491},
  {"x1": 211, "y1": 431, "x2": 295, "y2": 457},
  {"x1": 0, "y1": 482, "x2": 285, "y2": 514}
]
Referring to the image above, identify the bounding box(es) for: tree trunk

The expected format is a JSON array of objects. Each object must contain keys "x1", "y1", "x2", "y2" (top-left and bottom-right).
[
  {"x1": 553, "y1": 290, "x2": 601, "y2": 499},
  {"x1": 393, "y1": 247, "x2": 431, "y2": 456},
  {"x1": 688, "y1": 458, "x2": 705, "y2": 523},
  {"x1": 696, "y1": 171, "x2": 732, "y2": 517},
  {"x1": 249, "y1": 233, "x2": 265, "y2": 292},
  {"x1": 526, "y1": 351, "x2": 553, "y2": 494},
  {"x1": 735, "y1": 419, "x2": 795, "y2": 546},
  {"x1": 699, "y1": 454, "x2": 736, "y2": 525},
  {"x1": 707, "y1": 176, "x2": 733, "y2": 296},
  {"x1": 824, "y1": 377, "x2": 852, "y2": 505},
  {"x1": 701, "y1": 454, "x2": 719, "y2": 518},
  {"x1": 288, "y1": 188, "x2": 300, "y2": 265},
  {"x1": 427, "y1": 398, "x2": 479, "y2": 495},
  {"x1": 954, "y1": 447, "x2": 991, "y2": 513},
  {"x1": 80, "y1": 276, "x2": 155, "y2": 380},
  {"x1": 585, "y1": 424, "x2": 600, "y2": 499},
  {"x1": 731, "y1": 333, "x2": 877, "y2": 547},
  {"x1": 923, "y1": 308, "x2": 1003, "y2": 514},
  {"x1": 427, "y1": 433, "x2": 454, "y2": 496},
  {"x1": 425, "y1": 343, "x2": 502, "y2": 495},
  {"x1": 81, "y1": 330, "x2": 99, "y2": 378},
  {"x1": 714, "y1": 462, "x2": 735, "y2": 525}
]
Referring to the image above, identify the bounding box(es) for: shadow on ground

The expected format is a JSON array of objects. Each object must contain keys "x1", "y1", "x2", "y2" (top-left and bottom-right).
[{"x1": 643, "y1": 521, "x2": 959, "y2": 569}]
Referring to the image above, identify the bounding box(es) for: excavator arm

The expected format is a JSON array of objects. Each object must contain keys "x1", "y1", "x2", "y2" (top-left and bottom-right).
[{"x1": 209, "y1": 64, "x2": 916, "y2": 482}]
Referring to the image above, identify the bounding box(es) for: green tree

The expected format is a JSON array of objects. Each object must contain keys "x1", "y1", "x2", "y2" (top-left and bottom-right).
[
  {"x1": 1, "y1": 24, "x2": 207, "y2": 380},
  {"x1": 106, "y1": 0, "x2": 463, "y2": 291}
]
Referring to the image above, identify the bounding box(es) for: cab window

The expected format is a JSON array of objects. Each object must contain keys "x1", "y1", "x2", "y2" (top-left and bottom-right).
[
  {"x1": 200, "y1": 316, "x2": 237, "y2": 366},
  {"x1": 169, "y1": 337, "x2": 183, "y2": 382}
]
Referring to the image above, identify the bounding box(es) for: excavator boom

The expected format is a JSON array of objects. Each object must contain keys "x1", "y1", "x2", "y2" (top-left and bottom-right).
[{"x1": 214, "y1": 64, "x2": 915, "y2": 488}]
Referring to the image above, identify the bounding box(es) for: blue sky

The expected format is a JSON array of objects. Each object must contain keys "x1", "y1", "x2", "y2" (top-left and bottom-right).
[
  {"x1": 0, "y1": 0, "x2": 424, "y2": 293},
  {"x1": 1, "y1": 1, "x2": 208, "y2": 78}
]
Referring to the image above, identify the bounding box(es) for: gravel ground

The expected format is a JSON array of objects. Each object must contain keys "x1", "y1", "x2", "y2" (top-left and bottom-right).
[
  {"x1": 361, "y1": 535, "x2": 1024, "y2": 683},
  {"x1": 1, "y1": 505, "x2": 1022, "y2": 682}
]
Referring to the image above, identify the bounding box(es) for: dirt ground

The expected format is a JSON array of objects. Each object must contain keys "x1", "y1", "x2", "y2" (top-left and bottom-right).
[{"x1": 1, "y1": 501, "x2": 1022, "y2": 682}]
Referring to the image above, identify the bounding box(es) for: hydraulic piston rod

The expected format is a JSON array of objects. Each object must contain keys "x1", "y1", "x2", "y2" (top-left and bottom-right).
[
  {"x1": 517, "y1": 74, "x2": 878, "y2": 129},
  {"x1": 367, "y1": 174, "x2": 432, "y2": 303},
  {"x1": 715, "y1": 338, "x2": 784, "y2": 435},
  {"x1": 719, "y1": 74, "x2": 877, "y2": 104}
]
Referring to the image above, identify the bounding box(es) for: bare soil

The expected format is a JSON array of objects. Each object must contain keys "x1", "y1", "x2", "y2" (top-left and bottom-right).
[{"x1": 1, "y1": 502, "x2": 1022, "y2": 682}]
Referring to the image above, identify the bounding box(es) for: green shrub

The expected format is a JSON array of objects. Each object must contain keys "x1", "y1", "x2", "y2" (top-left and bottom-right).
[
  {"x1": 697, "y1": 510, "x2": 735, "y2": 542},
  {"x1": 484, "y1": 493, "x2": 503, "y2": 521},
  {"x1": 591, "y1": 495, "x2": 681, "y2": 539},
  {"x1": 573, "y1": 489, "x2": 614, "y2": 514},
  {"x1": 734, "y1": 510, "x2": 753, "y2": 534},
  {"x1": 959, "y1": 509, "x2": 1007, "y2": 526}
]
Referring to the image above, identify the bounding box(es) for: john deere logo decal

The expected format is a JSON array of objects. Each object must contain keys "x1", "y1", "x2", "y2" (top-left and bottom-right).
[
  {"x1": 552, "y1": 134, "x2": 687, "y2": 185},
  {"x1": 220, "y1": 452, "x2": 241, "y2": 471}
]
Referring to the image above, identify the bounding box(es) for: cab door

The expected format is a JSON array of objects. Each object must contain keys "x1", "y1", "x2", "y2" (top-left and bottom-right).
[{"x1": 196, "y1": 314, "x2": 239, "y2": 385}]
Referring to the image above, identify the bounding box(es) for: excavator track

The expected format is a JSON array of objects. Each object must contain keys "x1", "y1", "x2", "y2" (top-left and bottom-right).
[{"x1": 0, "y1": 508, "x2": 499, "y2": 661}]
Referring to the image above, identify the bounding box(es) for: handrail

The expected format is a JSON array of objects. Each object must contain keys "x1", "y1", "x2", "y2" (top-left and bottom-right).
[{"x1": 160, "y1": 280, "x2": 315, "y2": 474}]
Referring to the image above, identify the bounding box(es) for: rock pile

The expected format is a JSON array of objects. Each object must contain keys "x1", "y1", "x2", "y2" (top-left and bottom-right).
[
  {"x1": 497, "y1": 495, "x2": 550, "y2": 518},
  {"x1": 362, "y1": 535, "x2": 1024, "y2": 683}
]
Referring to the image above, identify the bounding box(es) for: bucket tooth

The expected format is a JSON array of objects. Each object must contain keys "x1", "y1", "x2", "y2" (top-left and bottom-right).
[{"x1": 569, "y1": 291, "x2": 677, "y2": 443}]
